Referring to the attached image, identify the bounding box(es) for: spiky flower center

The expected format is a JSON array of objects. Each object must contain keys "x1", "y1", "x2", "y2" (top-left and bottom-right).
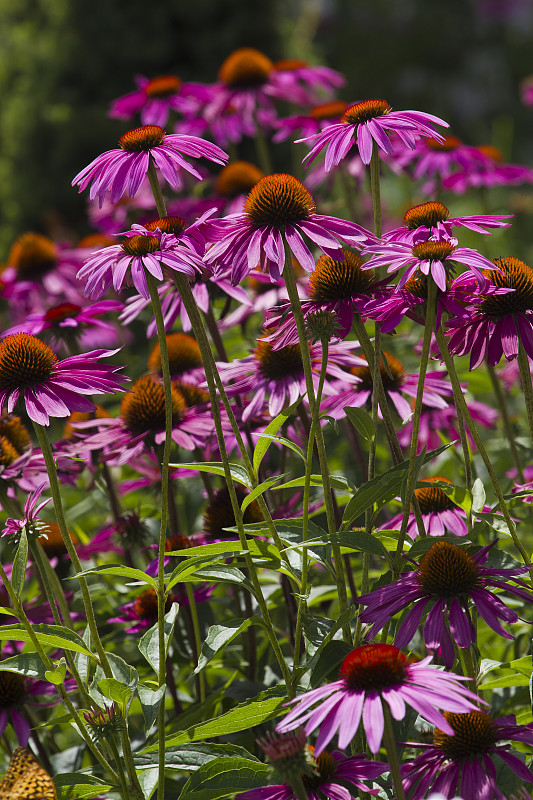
[
  {"x1": 244, "y1": 174, "x2": 316, "y2": 228},
  {"x1": 121, "y1": 234, "x2": 161, "y2": 257},
  {"x1": 404, "y1": 202, "x2": 450, "y2": 230},
  {"x1": 0, "y1": 435, "x2": 21, "y2": 466},
  {"x1": 426, "y1": 135, "x2": 462, "y2": 152},
  {"x1": 8, "y1": 232, "x2": 57, "y2": 280},
  {"x1": 218, "y1": 47, "x2": 274, "y2": 88},
  {"x1": 434, "y1": 711, "x2": 499, "y2": 758},
  {"x1": 477, "y1": 144, "x2": 503, "y2": 163},
  {"x1": 303, "y1": 749, "x2": 337, "y2": 790},
  {"x1": 165, "y1": 534, "x2": 192, "y2": 552},
  {"x1": 340, "y1": 644, "x2": 408, "y2": 690},
  {"x1": 144, "y1": 216, "x2": 188, "y2": 235},
  {"x1": 216, "y1": 161, "x2": 264, "y2": 197},
  {"x1": 481, "y1": 256, "x2": 533, "y2": 317},
  {"x1": 311, "y1": 101, "x2": 347, "y2": 121},
  {"x1": 118, "y1": 125, "x2": 165, "y2": 152},
  {"x1": 351, "y1": 351, "x2": 406, "y2": 393},
  {"x1": 254, "y1": 338, "x2": 304, "y2": 380},
  {"x1": 411, "y1": 241, "x2": 455, "y2": 262},
  {"x1": 148, "y1": 333, "x2": 202, "y2": 378},
  {"x1": 44, "y1": 303, "x2": 82, "y2": 324},
  {"x1": 0, "y1": 414, "x2": 31, "y2": 455},
  {"x1": 37, "y1": 522, "x2": 79, "y2": 558},
  {"x1": 145, "y1": 75, "x2": 182, "y2": 98},
  {"x1": 120, "y1": 375, "x2": 186, "y2": 435},
  {"x1": 418, "y1": 541, "x2": 481, "y2": 597},
  {"x1": 0, "y1": 672, "x2": 25, "y2": 707},
  {"x1": 309, "y1": 250, "x2": 373, "y2": 301},
  {"x1": 133, "y1": 588, "x2": 171, "y2": 620},
  {"x1": 84, "y1": 705, "x2": 125, "y2": 740},
  {"x1": 342, "y1": 99, "x2": 392, "y2": 126},
  {"x1": 176, "y1": 382, "x2": 209, "y2": 408},
  {"x1": 63, "y1": 406, "x2": 109, "y2": 439},
  {"x1": 203, "y1": 485, "x2": 262, "y2": 540},
  {"x1": 414, "y1": 477, "x2": 456, "y2": 513},
  {"x1": 0, "y1": 334, "x2": 57, "y2": 391}
]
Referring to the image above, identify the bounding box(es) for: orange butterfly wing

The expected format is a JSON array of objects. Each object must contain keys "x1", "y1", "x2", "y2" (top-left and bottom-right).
[{"x1": 0, "y1": 747, "x2": 57, "y2": 800}]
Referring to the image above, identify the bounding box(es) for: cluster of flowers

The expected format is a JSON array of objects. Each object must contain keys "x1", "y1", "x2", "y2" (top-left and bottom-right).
[{"x1": 1, "y1": 45, "x2": 533, "y2": 800}]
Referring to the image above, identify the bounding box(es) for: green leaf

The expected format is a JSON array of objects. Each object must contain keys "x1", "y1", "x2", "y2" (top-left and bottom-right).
[
  {"x1": 283, "y1": 531, "x2": 389, "y2": 560},
  {"x1": 0, "y1": 652, "x2": 48, "y2": 679},
  {"x1": 507, "y1": 656, "x2": 532, "y2": 676},
  {"x1": 472, "y1": 478, "x2": 486, "y2": 513},
  {"x1": 142, "y1": 687, "x2": 287, "y2": 751},
  {"x1": 134, "y1": 743, "x2": 258, "y2": 772},
  {"x1": 252, "y1": 401, "x2": 299, "y2": 476},
  {"x1": 138, "y1": 602, "x2": 179, "y2": 674},
  {"x1": 272, "y1": 474, "x2": 356, "y2": 493},
  {"x1": 45, "y1": 658, "x2": 67, "y2": 686},
  {"x1": 311, "y1": 639, "x2": 353, "y2": 688},
  {"x1": 344, "y1": 406, "x2": 375, "y2": 441},
  {"x1": 173, "y1": 462, "x2": 251, "y2": 488},
  {"x1": 178, "y1": 757, "x2": 269, "y2": 800},
  {"x1": 481, "y1": 673, "x2": 531, "y2": 689},
  {"x1": 72, "y1": 564, "x2": 157, "y2": 589},
  {"x1": 54, "y1": 772, "x2": 114, "y2": 800},
  {"x1": 137, "y1": 683, "x2": 166, "y2": 733},
  {"x1": 241, "y1": 474, "x2": 289, "y2": 513},
  {"x1": 440, "y1": 481, "x2": 472, "y2": 514},
  {"x1": 98, "y1": 677, "x2": 134, "y2": 712},
  {"x1": 12, "y1": 526, "x2": 28, "y2": 596},
  {"x1": 407, "y1": 536, "x2": 470, "y2": 559},
  {"x1": 297, "y1": 606, "x2": 356, "y2": 679},
  {"x1": 0, "y1": 624, "x2": 97, "y2": 660},
  {"x1": 166, "y1": 563, "x2": 254, "y2": 594},
  {"x1": 195, "y1": 616, "x2": 264, "y2": 674},
  {"x1": 89, "y1": 652, "x2": 139, "y2": 710},
  {"x1": 254, "y1": 433, "x2": 305, "y2": 463},
  {"x1": 138, "y1": 768, "x2": 158, "y2": 800}
]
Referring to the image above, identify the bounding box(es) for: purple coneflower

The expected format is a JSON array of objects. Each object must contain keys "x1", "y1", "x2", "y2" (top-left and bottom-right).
[
  {"x1": 0, "y1": 673, "x2": 65, "y2": 746},
  {"x1": 270, "y1": 59, "x2": 346, "y2": 105},
  {"x1": 272, "y1": 100, "x2": 348, "y2": 144},
  {"x1": 382, "y1": 201, "x2": 511, "y2": 245},
  {"x1": 392, "y1": 134, "x2": 488, "y2": 191},
  {"x1": 320, "y1": 351, "x2": 452, "y2": 422},
  {"x1": 358, "y1": 540, "x2": 532, "y2": 669},
  {"x1": 215, "y1": 337, "x2": 361, "y2": 422},
  {"x1": 2, "y1": 483, "x2": 50, "y2": 541},
  {"x1": 298, "y1": 98, "x2": 448, "y2": 169},
  {"x1": 72, "y1": 124, "x2": 228, "y2": 207},
  {"x1": 402, "y1": 711, "x2": 533, "y2": 799},
  {"x1": 265, "y1": 249, "x2": 378, "y2": 348},
  {"x1": 446, "y1": 256, "x2": 533, "y2": 367},
  {"x1": 380, "y1": 476, "x2": 469, "y2": 539},
  {"x1": 443, "y1": 144, "x2": 533, "y2": 193},
  {"x1": 0, "y1": 333, "x2": 126, "y2": 426},
  {"x1": 361, "y1": 237, "x2": 500, "y2": 292},
  {"x1": 77, "y1": 220, "x2": 205, "y2": 300},
  {"x1": 276, "y1": 643, "x2": 482, "y2": 754},
  {"x1": 236, "y1": 745, "x2": 386, "y2": 800},
  {"x1": 204, "y1": 173, "x2": 374, "y2": 285},
  {"x1": 109, "y1": 74, "x2": 210, "y2": 127},
  {"x1": 397, "y1": 400, "x2": 498, "y2": 455}
]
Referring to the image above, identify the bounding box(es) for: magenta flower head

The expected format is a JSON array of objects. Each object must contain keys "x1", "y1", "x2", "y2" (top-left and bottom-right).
[
  {"x1": 382, "y1": 201, "x2": 512, "y2": 245},
  {"x1": 72, "y1": 124, "x2": 228, "y2": 207},
  {"x1": 446, "y1": 256, "x2": 533, "y2": 367},
  {"x1": 362, "y1": 238, "x2": 500, "y2": 292},
  {"x1": 402, "y1": 711, "x2": 533, "y2": 799},
  {"x1": 298, "y1": 98, "x2": 448, "y2": 170},
  {"x1": 2, "y1": 483, "x2": 50, "y2": 542},
  {"x1": 276, "y1": 643, "x2": 482, "y2": 755},
  {"x1": 0, "y1": 333, "x2": 127, "y2": 426},
  {"x1": 108, "y1": 74, "x2": 210, "y2": 127},
  {"x1": 205, "y1": 173, "x2": 374, "y2": 284},
  {"x1": 77, "y1": 219, "x2": 205, "y2": 300},
  {"x1": 358, "y1": 540, "x2": 532, "y2": 669}
]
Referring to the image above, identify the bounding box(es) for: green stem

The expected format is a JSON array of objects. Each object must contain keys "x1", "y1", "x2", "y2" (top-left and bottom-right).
[
  {"x1": 517, "y1": 339, "x2": 533, "y2": 444},
  {"x1": 145, "y1": 270, "x2": 173, "y2": 800},
  {"x1": 172, "y1": 272, "x2": 293, "y2": 691},
  {"x1": 282, "y1": 244, "x2": 351, "y2": 643},
  {"x1": 487, "y1": 363, "x2": 524, "y2": 481},
  {"x1": 435, "y1": 328, "x2": 533, "y2": 575},
  {"x1": 254, "y1": 127, "x2": 272, "y2": 174},
  {"x1": 186, "y1": 583, "x2": 206, "y2": 702},
  {"x1": 293, "y1": 339, "x2": 329, "y2": 668},
  {"x1": 108, "y1": 735, "x2": 131, "y2": 800},
  {"x1": 147, "y1": 160, "x2": 168, "y2": 217},
  {"x1": 382, "y1": 705, "x2": 406, "y2": 800},
  {"x1": 369, "y1": 142, "x2": 382, "y2": 238},
  {"x1": 288, "y1": 773, "x2": 311, "y2": 800},
  {"x1": 394, "y1": 277, "x2": 438, "y2": 571}
]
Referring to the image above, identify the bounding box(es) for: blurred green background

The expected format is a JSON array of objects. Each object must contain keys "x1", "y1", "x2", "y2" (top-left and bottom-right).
[{"x1": 0, "y1": 0, "x2": 532, "y2": 253}]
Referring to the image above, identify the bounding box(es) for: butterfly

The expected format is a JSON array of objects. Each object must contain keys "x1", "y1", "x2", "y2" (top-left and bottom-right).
[{"x1": 0, "y1": 747, "x2": 56, "y2": 800}]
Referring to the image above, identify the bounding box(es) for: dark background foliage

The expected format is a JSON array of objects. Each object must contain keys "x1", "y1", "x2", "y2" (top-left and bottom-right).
[{"x1": 0, "y1": 0, "x2": 532, "y2": 252}]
